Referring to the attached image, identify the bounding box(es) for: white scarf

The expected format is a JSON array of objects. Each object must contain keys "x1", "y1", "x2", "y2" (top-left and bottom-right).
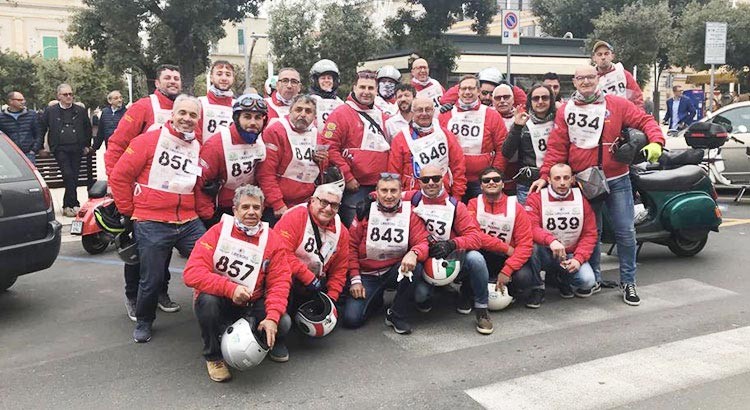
[{"x1": 209, "y1": 85, "x2": 234, "y2": 98}]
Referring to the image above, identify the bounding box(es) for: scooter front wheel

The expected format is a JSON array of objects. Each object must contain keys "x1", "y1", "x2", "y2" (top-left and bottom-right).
[
  {"x1": 667, "y1": 233, "x2": 708, "y2": 257},
  {"x1": 82, "y1": 233, "x2": 112, "y2": 255}
]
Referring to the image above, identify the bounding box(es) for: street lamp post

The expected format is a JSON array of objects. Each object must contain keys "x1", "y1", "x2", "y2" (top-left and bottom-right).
[{"x1": 244, "y1": 31, "x2": 268, "y2": 89}]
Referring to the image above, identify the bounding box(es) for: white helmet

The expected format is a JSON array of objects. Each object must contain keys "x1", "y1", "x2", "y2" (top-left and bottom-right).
[
  {"x1": 487, "y1": 283, "x2": 514, "y2": 311},
  {"x1": 377, "y1": 65, "x2": 401, "y2": 82},
  {"x1": 478, "y1": 67, "x2": 504, "y2": 86},
  {"x1": 310, "y1": 59, "x2": 340, "y2": 76},
  {"x1": 264, "y1": 75, "x2": 278, "y2": 96},
  {"x1": 295, "y1": 292, "x2": 338, "y2": 338},
  {"x1": 220, "y1": 317, "x2": 269, "y2": 370},
  {"x1": 423, "y1": 257, "x2": 461, "y2": 286}
]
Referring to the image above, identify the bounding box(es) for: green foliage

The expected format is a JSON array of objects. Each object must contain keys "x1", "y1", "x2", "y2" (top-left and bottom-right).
[
  {"x1": 0, "y1": 51, "x2": 37, "y2": 105},
  {"x1": 531, "y1": 0, "x2": 633, "y2": 38},
  {"x1": 267, "y1": 1, "x2": 319, "y2": 80},
  {"x1": 194, "y1": 61, "x2": 268, "y2": 96}
]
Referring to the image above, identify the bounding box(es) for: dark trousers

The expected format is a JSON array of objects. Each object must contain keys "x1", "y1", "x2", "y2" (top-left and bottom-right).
[
  {"x1": 54, "y1": 147, "x2": 82, "y2": 208},
  {"x1": 481, "y1": 250, "x2": 543, "y2": 297},
  {"x1": 124, "y1": 260, "x2": 171, "y2": 300},
  {"x1": 194, "y1": 293, "x2": 291, "y2": 361},
  {"x1": 342, "y1": 263, "x2": 419, "y2": 328}
]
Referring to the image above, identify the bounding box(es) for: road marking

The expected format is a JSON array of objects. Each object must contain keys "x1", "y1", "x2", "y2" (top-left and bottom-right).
[
  {"x1": 383, "y1": 279, "x2": 736, "y2": 356},
  {"x1": 465, "y1": 326, "x2": 750, "y2": 410},
  {"x1": 720, "y1": 218, "x2": 750, "y2": 227}
]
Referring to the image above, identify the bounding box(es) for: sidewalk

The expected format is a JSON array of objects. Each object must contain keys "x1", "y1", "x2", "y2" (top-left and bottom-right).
[{"x1": 51, "y1": 148, "x2": 106, "y2": 227}]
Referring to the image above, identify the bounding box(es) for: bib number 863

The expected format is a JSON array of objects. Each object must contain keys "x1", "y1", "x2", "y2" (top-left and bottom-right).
[{"x1": 215, "y1": 256, "x2": 255, "y2": 280}]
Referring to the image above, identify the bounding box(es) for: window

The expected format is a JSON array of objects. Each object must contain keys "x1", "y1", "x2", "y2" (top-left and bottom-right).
[
  {"x1": 238, "y1": 28, "x2": 245, "y2": 54},
  {"x1": 42, "y1": 36, "x2": 58, "y2": 60},
  {"x1": 712, "y1": 106, "x2": 750, "y2": 134}
]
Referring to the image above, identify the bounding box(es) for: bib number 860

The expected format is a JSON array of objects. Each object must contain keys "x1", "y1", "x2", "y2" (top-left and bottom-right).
[
  {"x1": 215, "y1": 256, "x2": 255, "y2": 280},
  {"x1": 450, "y1": 123, "x2": 481, "y2": 138},
  {"x1": 369, "y1": 227, "x2": 404, "y2": 243},
  {"x1": 546, "y1": 216, "x2": 580, "y2": 231}
]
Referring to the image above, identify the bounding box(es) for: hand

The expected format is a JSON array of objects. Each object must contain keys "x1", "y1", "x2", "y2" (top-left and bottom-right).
[
  {"x1": 273, "y1": 205, "x2": 288, "y2": 218},
  {"x1": 257, "y1": 319, "x2": 278, "y2": 348},
  {"x1": 305, "y1": 277, "x2": 323, "y2": 293},
  {"x1": 642, "y1": 142, "x2": 663, "y2": 163},
  {"x1": 82, "y1": 146, "x2": 94, "y2": 156},
  {"x1": 496, "y1": 274, "x2": 511, "y2": 291},
  {"x1": 122, "y1": 215, "x2": 134, "y2": 234},
  {"x1": 549, "y1": 240, "x2": 567, "y2": 261},
  {"x1": 438, "y1": 103, "x2": 454, "y2": 114},
  {"x1": 350, "y1": 283, "x2": 366, "y2": 299},
  {"x1": 231, "y1": 285, "x2": 253, "y2": 305},
  {"x1": 313, "y1": 150, "x2": 329, "y2": 164},
  {"x1": 506, "y1": 246, "x2": 515, "y2": 257},
  {"x1": 345, "y1": 178, "x2": 360, "y2": 192},
  {"x1": 514, "y1": 110, "x2": 529, "y2": 126},
  {"x1": 530, "y1": 178, "x2": 548, "y2": 193},
  {"x1": 561, "y1": 258, "x2": 581, "y2": 273},
  {"x1": 400, "y1": 251, "x2": 418, "y2": 272},
  {"x1": 429, "y1": 240, "x2": 456, "y2": 259}
]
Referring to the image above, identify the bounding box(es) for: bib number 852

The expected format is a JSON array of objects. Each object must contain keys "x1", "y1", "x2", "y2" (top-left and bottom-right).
[
  {"x1": 215, "y1": 255, "x2": 255, "y2": 280},
  {"x1": 369, "y1": 227, "x2": 404, "y2": 243},
  {"x1": 158, "y1": 151, "x2": 192, "y2": 172}
]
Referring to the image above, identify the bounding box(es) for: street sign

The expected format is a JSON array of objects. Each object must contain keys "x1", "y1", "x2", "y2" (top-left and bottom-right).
[
  {"x1": 501, "y1": 10, "x2": 520, "y2": 45},
  {"x1": 704, "y1": 22, "x2": 727, "y2": 65}
]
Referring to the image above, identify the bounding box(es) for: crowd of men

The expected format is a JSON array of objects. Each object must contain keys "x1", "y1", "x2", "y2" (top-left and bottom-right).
[{"x1": 1, "y1": 40, "x2": 668, "y2": 383}]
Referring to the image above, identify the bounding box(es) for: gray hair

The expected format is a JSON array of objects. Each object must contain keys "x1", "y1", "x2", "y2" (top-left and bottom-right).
[
  {"x1": 107, "y1": 90, "x2": 122, "y2": 100},
  {"x1": 313, "y1": 184, "x2": 343, "y2": 202},
  {"x1": 57, "y1": 83, "x2": 73, "y2": 94},
  {"x1": 173, "y1": 94, "x2": 201, "y2": 113},
  {"x1": 233, "y1": 184, "x2": 265, "y2": 207},
  {"x1": 291, "y1": 94, "x2": 317, "y2": 113},
  {"x1": 278, "y1": 67, "x2": 300, "y2": 77}
]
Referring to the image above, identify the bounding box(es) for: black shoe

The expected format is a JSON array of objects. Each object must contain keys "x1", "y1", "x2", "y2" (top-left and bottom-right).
[
  {"x1": 385, "y1": 309, "x2": 412, "y2": 334},
  {"x1": 592, "y1": 281, "x2": 602, "y2": 294},
  {"x1": 269, "y1": 342, "x2": 289, "y2": 362},
  {"x1": 133, "y1": 320, "x2": 152, "y2": 343},
  {"x1": 621, "y1": 283, "x2": 641, "y2": 306},
  {"x1": 525, "y1": 288, "x2": 545, "y2": 309},
  {"x1": 125, "y1": 298, "x2": 137, "y2": 322},
  {"x1": 157, "y1": 293, "x2": 181, "y2": 313},
  {"x1": 416, "y1": 299, "x2": 432, "y2": 313},
  {"x1": 574, "y1": 287, "x2": 593, "y2": 298},
  {"x1": 559, "y1": 284, "x2": 574, "y2": 299}
]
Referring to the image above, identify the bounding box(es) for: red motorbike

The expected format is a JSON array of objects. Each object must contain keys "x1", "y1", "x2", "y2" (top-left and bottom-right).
[{"x1": 71, "y1": 180, "x2": 122, "y2": 254}]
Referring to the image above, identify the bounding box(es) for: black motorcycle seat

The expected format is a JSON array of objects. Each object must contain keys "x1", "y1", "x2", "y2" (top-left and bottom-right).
[
  {"x1": 87, "y1": 180, "x2": 108, "y2": 198},
  {"x1": 633, "y1": 165, "x2": 708, "y2": 191}
]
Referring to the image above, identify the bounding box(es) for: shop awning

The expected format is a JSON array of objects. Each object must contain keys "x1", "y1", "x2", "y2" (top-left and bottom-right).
[{"x1": 686, "y1": 68, "x2": 738, "y2": 85}]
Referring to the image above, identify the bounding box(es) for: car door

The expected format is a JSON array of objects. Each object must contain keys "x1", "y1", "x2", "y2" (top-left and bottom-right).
[{"x1": 710, "y1": 105, "x2": 750, "y2": 184}]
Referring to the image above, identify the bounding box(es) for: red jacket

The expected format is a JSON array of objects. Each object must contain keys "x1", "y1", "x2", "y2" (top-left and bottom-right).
[
  {"x1": 441, "y1": 84, "x2": 527, "y2": 108},
  {"x1": 109, "y1": 122, "x2": 200, "y2": 223},
  {"x1": 412, "y1": 78, "x2": 445, "y2": 100},
  {"x1": 183, "y1": 220, "x2": 291, "y2": 323},
  {"x1": 319, "y1": 96, "x2": 390, "y2": 186},
  {"x1": 265, "y1": 92, "x2": 289, "y2": 122},
  {"x1": 467, "y1": 195, "x2": 533, "y2": 277},
  {"x1": 195, "y1": 124, "x2": 264, "y2": 218},
  {"x1": 598, "y1": 65, "x2": 644, "y2": 109},
  {"x1": 438, "y1": 104, "x2": 507, "y2": 181},
  {"x1": 274, "y1": 204, "x2": 350, "y2": 301},
  {"x1": 403, "y1": 190, "x2": 482, "y2": 251},
  {"x1": 541, "y1": 95, "x2": 665, "y2": 181},
  {"x1": 196, "y1": 92, "x2": 233, "y2": 142},
  {"x1": 348, "y1": 202, "x2": 430, "y2": 285},
  {"x1": 524, "y1": 189, "x2": 598, "y2": 264},
  {"x1": 256, "y1": 119, "x2": 320, "y2": 211},
  {"x1": 105, "y1": 92, "x2": 174, "y2": 176},
  {"x1": 387, "y1": 125, "x2": 467, "y2": 198}
]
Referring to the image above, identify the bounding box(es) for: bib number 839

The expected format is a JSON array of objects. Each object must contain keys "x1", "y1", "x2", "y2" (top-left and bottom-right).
[
  {"x1": 546, "y1": 216, "x2": 580, "y2": 231},
  {"x1": 215, "y1": 255, "x2": 255, "y2": 280}
]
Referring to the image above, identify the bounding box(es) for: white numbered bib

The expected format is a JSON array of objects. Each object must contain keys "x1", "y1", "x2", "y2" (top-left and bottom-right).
[
  {"x1": 366, "y1": 203, "x2": 411, "y2": 261},
  {"x1": 147, "y1": 94, "x2": 172, "y2": 132},
  {"x1": 281, "y1": 119, "x2": 320, "y2": 183},
  {"x1": 598, "y1": 63, "x2": 628, "y2": 98},
  {"x1": 213, "y1": 215, "x2": 266, "y2": 292},
  {"x1": 347, "y1": 102, "x2": 389, "y2": 153},
  {"x1": 526, "y1": 120, "x2": 554, "y2": 167},
  {"x1": 403, "y1": 126, "x2": 450, "y2": 175},
  {"x1": 313, "y1": 95, "x2": 343, "y2": 133},
  {"x1": 416, "y1": 80, "x2": 444, "y2": 110},
  {"x1": 220, "y1": 128, "x2": 266, "y2": 189},
  {"x1": 541, "y1": 188, "x2": 584, "y2": 249},
  {"x1": 476, "y1": 194, "x2": 516, "y2": 244},
  {"x1": 385, "y1": 113, "x2": 409, "y2": 142},
  {"x1": 266, "y1": 97, "x2": 290, "y2": 125},
  {"x1": 147, "y1": 127, "x2": 201, "y2": 194},
  {"x1": 565, "y1": 102, "x2": 606, "y2": 149},
  {"x1": 374, "y1": 96, "x2": 398, "y2": 117},
  {"x1": 413, "y1": 197, "x2": 455, "y2": 241},
  {"x1": 447, "y1": 105, "x2": 487, "y2": 155},
  {"x1": 293, "y1": 204, "x2": 342, "y2": 278},
  {"x1": 200, "y1": 96, "x2": 233, "y2": 141}
]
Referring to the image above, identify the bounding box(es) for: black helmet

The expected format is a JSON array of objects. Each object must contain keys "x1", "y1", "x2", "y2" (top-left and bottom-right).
[
  {"x1": 614, "y1": 128, "x2": 648, "y2": 164},
  {"x1": 94, "y1": 202, "x2": 124, "y2": 234},
  {"x1": 114, "y1": 231, "x2": 139, "y2": 265}
]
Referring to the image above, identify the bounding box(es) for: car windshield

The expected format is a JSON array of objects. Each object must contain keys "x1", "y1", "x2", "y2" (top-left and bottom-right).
[
  {"x1": 712, "y1": 106, "x2": 750, "y2": 134},
  {"x1": 0, "y1": 137, "x2": 32, "y2": 182}
]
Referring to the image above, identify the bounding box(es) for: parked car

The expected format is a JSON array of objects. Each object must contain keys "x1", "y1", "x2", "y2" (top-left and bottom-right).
[
  {"x1": 666, "y1": 101, "x2": 750, "y2": 186},
  {"x1": 0, "y1": 132, "x2": 62, "y2": 291}
]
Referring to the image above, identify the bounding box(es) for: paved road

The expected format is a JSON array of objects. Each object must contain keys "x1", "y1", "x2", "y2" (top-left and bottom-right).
[{"x1": 2, "y1": 195, "x2": 750, "y2": 409}]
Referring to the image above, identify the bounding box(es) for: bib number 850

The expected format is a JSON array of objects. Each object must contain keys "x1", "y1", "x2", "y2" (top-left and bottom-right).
[
  {"x1": 158, "y1": 151, "x2": 192, "y2": 172},
  {"x1": 215, "y1": 255, "x2": 255, "y2": 280},
  {"x1": 369, "y1": 227, "x2": 404, "y2": 243}
]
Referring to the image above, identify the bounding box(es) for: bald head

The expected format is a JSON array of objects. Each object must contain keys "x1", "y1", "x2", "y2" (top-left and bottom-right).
[
  {"x1": 412, "y1": 97, "x2": 435, "y2": 127},
  {"x1": 411, "y1": 58, "x2": 430, "y2": 82},
  {"x1": 573, "y1": 66, "x2": 599, "y2": 97},
  {"x1": 418, "y1": 164, "x2": 444, "y2": 198}
]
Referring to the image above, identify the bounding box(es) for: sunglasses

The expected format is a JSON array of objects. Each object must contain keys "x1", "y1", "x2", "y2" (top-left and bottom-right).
[
  {"x1": 481, "y1": 176, "x2": 503, "y2": 184},
  {"x1": 315, "y1": 197, "x2": 341, "y2": 211},
  {"x1": 493, "y1": 94, "x2": 512, "y2": 101},
  {"x1": 380, "y1": 172, "x2": 401, "y2": 181},
  {"x1": 419, "y1": 175, "x2": 442, "y2": 183},
  {"x1": 237, "y1": 96, "x2": 267, "y2": 111},
  {"x1": 531, "y1": 95, "x2": 551, "y2": 102}
]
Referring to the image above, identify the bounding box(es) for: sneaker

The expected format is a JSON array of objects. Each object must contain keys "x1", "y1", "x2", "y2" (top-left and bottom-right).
[
  {"x1": 72, "y1": 206, "x2": 81, "y2": 214},
  {"x1": 416, "y1": 299, "x2": 432, "y2": 313},
  {"x1": 456, "y1": 290, "x2": 473, "y2": 315},
  {"x1": 206, "y1": 360, "x2": 232, "y2": 382},
  {"x1": 385, "y1": 308, "x2": 412, "y2": 334},
  {"x1": 62, "y1": 207, "x2": 75, "y2": 217},
  {"x1": 133, "y1": 321, "x2": 152, "y2": 343},
  {"x1": 125, "y1": 298, "x2": 137, "y2": 322},
  {"x1": 269, "y1": 342, "x2": 289, "y2": 363},
  {"x1": 574, "y1": 287, "x2": 593, "y2": 298},
  {"x1": 525, "y1": 288, "x2": 545, "y2": 309},
  {"x1": 592, "y1": 281, "x2": 602, "y2": 294},
  {"x1": 157, "y1": 293, "x2": 181, "y2": 312},
  {"x1": 621, "y1": 283, "x2": 641, "y2": 306},
  {"x1": 559, "y1": 284, "x2": 574, "y2": 299},
  {"x1": 475, "y1": 308, "x2": 494, "y2": 335}
]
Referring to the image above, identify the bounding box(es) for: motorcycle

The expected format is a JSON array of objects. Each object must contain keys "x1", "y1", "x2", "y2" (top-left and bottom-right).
[{"x1": 71, "y1": 180, "x2": 119, "y2": 254}]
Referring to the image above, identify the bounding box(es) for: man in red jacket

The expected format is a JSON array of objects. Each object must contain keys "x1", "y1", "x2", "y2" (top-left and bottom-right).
[
  {"x1": 110, "y1": 95, "x2": 207, "y2": 343},
  {"x1": 275, "y1": 183, "x2": 349, "y2": 307},
  {"x1": 184, "y1": 185, "x2": 292, "y2": 382},
  {"x1": 467, "y1": 167, "x2": 540, "y2": 308},
  {"x1": 257, "y1": 94, "x2": 325, "y2": 226},
  {"x1": 387, "y1": 97, "x2": 467, "y2": 198},
  {"x1": 197, "y1": 60, "x2": 235, "y2": 142},
  {"x1": 344, "y1": 173, "x2": 430, "y2": 334},
  {"x1": 530, "y1": 66, "x2": 664, "y2": 306},
  {"x1": 526, "y1": 163, "x2": 598, "y2": 298},
  {"x1": 592, "y1": 41, "x2": 644, "y2": 110},
  {"x1": 196, "y1": 94, "x2": 268, "y2": 225},
  {"x1": 405, "y1": 165, "x2": 493, "y2": 335},
  {"x1": 320, "y1": 70, "x2": 390, "y2": 227},
  {"x1": 438, "y1": 75, "x2": 506, "y2": 201},
  {"x1": 266, "y1": 68, "x2": 301, "y2": 124},
  {"x1": 440, "y1": 67, "x2": 527, "y2": 109},
  {"x1": 410, "y1": 58, "x2": 445, "y2": 110}
]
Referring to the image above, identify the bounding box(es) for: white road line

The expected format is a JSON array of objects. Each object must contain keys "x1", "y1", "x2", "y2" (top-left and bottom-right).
[
  {"x1": 465, "y1": 326, "x2": 750, "y2": 410},
  {"x1": 383, "y1": 279, "x2": 736, "y2": 356}
]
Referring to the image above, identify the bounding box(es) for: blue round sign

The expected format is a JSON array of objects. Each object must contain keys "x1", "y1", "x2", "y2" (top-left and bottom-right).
[{"x1": 504, "y1": 13, "x2": 518, "y2": 29}]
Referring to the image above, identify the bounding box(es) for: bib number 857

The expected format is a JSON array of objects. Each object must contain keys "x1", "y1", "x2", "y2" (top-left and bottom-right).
[
  {"x1": 370, "y1": 227, "x2": 404, "y2": 243},
  {"x1": 215, "y1": 255, "x2": 255, "y2": 280}
]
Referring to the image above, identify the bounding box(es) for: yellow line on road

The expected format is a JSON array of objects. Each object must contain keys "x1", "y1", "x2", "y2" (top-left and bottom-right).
[{"x1": 721, "y1": 218, "x2": 750, "y2": 227}]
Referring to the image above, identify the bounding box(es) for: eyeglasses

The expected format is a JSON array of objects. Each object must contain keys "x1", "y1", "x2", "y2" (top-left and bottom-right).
[
  {"x1": 481, "y1": 176, "x2": 503, "y2": 184},
  {"x1": 419, "y1": 175, "x2": 442, "y2": 183},
  {"x1": 493, "y1": 94, "x2": 512, "y2": 101},
  {"x1": 59, "y1": 93, "x2": 74, "y2": 97},
  {"x1": 277, "y1": 78, "x2": 301, "y2": 86},
  {"x1": 412, "y1": 66, "x2": 428, "y2": 71},
  {"x1": 236, "y1": 95, "x2": 267, "y2": 111},
  {"x1": 10, "y1": 98, "x2": 25, "y2": 101},
  {"x1": 531, "y1": 95, "x2": 551, "y2": 102},
  {"x1": 574, "y1": 75, "x2": 597, "y2": 82},
  {"x1": 315, "y1": 197, "x2": 341, "y2": 211},
  {"x1": 412, "y1": 107, "x2": 434, "y2": 114},
  {"x1": 380, "y1": 172, "x2": 401, "y2": 181}
]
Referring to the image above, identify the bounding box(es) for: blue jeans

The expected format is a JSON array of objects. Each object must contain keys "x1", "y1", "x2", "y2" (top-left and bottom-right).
[
  {"x1": 589, "y1": 175, "x2": 638, "y2": 285},
  {"x1": 462, "y1": 181, "x2": 481, "y2": 203},
  {"x1": 531, "y1": 245, "x2": 595, "y2": 291},
  {"x1": 516, "y1": 183, "x2": 530, "y2": 205},
  {"x1": 481, "y1": 250, "x2": 543, "y2": 295},
  {"x1": 415, "y1": 250, "x2": 489, "y2": 308},
  {"x1": 134, "y1": 219, "x2": 206, "y2": 322},
  {"x1": 342, "y1": 263, "x2": 421, "y2": 328},
  {"x1": 25, "y1": 151, "x2": 36, "y2": 165},
  {"x1": 339, "y1": 185, "x2": 375, "y2": 228}
]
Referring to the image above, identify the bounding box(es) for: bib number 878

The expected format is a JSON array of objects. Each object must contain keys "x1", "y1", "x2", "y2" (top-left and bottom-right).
[{"x1": 215, "y1": 255, "x2": 255, "y2": 280}]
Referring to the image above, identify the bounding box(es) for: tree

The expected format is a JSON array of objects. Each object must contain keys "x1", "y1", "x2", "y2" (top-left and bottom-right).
[
  {"x1": 66, "y1": 0, "x2": 263, "y2": 94},
  {"x1": 0, "y1": 51, "x2": 38, "y2": 107},
  {"x1": 532, "y1": 0, "x2": 634, "y2": 38},
  {"x1": 267, "y1": 0, "x2": 319, "y2": 83},
  {"x1": 384, "y1": 0, "x2": 496, "y2": 83},
  {"x1": 32, "y1": 57, "x2": 125, "y2": 110}
]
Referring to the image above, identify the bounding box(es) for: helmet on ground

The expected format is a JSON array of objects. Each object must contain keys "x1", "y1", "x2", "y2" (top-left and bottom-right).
[
  {"x1": 221, "y1": 317, "x2": 269, "y2": 370},
  {"x1": 423, "y1": 251, "x2": 463, "y2": 286},
  {"x1": 377, "y1": 65, "x2": 401, "y2": 82},
  {"x1": 487, "y1": 283, "x2": 514, "y2": 311},
  {"x1": 295, "y1": 292, "x2": 338, "y2": 338},
  {"x1": 114, "y1": 231, "x2": 138, "y2": 265},
  {"x1": 478, "y1": 67, "x2": 504, "y2": 86},
  {"x1": 94, "y1": 202, "x2": 124, "y2": 234}
]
